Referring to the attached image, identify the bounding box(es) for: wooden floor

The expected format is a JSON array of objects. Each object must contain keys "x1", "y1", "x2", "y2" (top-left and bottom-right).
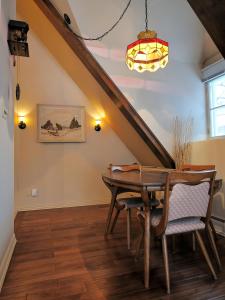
[{"x1": 1, "y1": 205, "x2": 225, "y2": 300}]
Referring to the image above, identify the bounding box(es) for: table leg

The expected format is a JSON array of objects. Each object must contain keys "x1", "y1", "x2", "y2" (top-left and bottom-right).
[
  {"x1": 142, "y1": 190, "x2": 151, "y2": 289},
  {"x1": 105, "y1": 186, "x2": 118, "y2": 236}
]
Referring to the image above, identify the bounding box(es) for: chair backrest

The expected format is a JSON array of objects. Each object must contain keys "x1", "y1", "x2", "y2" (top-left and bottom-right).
[
  {"x1": 181, "y1": 164, "x2": 215, "y2": 171},
  {"x1": 109, "y1": 163, "x2": 141, "y2": 172},
  {"x1": 152, "y1": 170, "x2": 216, "y2": 236},
  {"x1": 109, "y1": 164, "x2": 159, "y2": 173},
  {"x1": 102, "y1": 164, "x2": 142, "y2": 195},
  {"x1": 168, "y1": 181, "x2": 210, "y2": 221}
]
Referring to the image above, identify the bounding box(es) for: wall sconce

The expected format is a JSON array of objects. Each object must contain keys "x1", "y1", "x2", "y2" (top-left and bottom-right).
[
  {"x1": 18, "y1": 115, "x2": 26, "y2": 129},
  {"x1": 94, "y1": 120, "x2": 102, "y2": 131}
]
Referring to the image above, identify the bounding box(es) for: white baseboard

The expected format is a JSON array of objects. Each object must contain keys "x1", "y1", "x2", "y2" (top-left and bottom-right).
[
  {"x1": 14, "y1": 209, "x2": 18, "y2": 219},
  {"x1": 0, "y1": 234, "x2": 17, "y2": 291},
  {"x1": 17, "y1": 200, "x2": 109, "y2": 212}
]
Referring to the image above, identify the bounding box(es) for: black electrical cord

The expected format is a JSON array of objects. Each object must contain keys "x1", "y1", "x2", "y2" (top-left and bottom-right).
[
  {"x1": 62, "y1": 0, "x2": 132, "y2": 41},
  {"x1": 145, "y1": 0, "x2": 149, "y2": 31}
]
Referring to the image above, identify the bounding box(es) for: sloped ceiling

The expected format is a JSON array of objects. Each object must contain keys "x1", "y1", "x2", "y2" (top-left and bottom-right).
[
  {"x1": 51, "y1": 0, "x2": 221, "y2": 66},
  {"x1": 51, "y1": 0, "x2": 222, "y2": 67},
  {"x1": 67, "y1": 0, "x2": 205, "y2": 63},
  {"x1": 202, "y1": 31, "x2": 221, "y2": 66},
  {"x1": 18, "y1": 0, "x2": 221, "y2": 166},
  {"x1": 17, "y1": 0, "x2": 173, "y2": 166},
  {"x1": 187, "y1": 0, "x2": 224, "y2": 65}
]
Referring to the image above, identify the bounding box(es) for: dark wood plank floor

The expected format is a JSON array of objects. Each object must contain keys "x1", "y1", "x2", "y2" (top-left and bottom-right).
[{"x1": 1, "y1": 205, "x2": 225, "y2": 300}]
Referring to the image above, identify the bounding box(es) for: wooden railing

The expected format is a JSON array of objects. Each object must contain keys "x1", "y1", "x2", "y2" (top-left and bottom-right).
[{"x1": 33, "y1": 0, "x2": 175, "y2": 168}]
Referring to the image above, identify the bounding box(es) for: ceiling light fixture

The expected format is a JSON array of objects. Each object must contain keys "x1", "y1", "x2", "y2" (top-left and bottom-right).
[{"x1": 126, "y1": 0, "x2": 169, "y2": 73}]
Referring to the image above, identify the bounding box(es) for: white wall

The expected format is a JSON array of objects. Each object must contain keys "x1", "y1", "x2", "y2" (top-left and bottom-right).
[
  {"x1": 0, "y1": 0, "x2": 16, "y2": 286},
  {"x1": 67, "y1": 0, "x2": 207, "y2": 154},
  {"x1": 15, "y1": 28, "x2": 137, "y2": 211}
]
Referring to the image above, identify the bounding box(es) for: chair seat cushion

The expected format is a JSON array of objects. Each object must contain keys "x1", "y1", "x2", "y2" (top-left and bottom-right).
[
  {"x1": 117, "y1": 197, "x2": 160, "y2": 209},
  {"x1": 149, "y1": 198, "x2": 160, "y2": 207},
  {"x1": 117, "y1": 197, "x2": 144, "y2": 208},
  {"x1": 151, "y1": 208, "x2": 205, "y2": 235}
]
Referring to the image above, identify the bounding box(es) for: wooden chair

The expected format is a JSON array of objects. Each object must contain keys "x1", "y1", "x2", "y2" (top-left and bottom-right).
[
  {"x1": 137, "y1": 170, "x2": 218, "y2": 294},
  {"x1": 180, "y1": 164, "x2": 221, "y2": 268},
  {"x1": 103, "y1": 164, "x2": 159, "y2": 249},
  {"x1": 181, "y1": 164, "x2": 216, "y2": 171}
]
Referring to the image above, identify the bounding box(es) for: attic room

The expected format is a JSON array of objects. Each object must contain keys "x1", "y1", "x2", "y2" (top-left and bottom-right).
[{"x1": 0, "y1": 0, "x2": 225, "y2": 299}]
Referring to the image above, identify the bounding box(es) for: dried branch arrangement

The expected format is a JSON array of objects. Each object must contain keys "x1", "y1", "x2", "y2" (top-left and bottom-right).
[{"x1": 173, "y1": 116, "x2": 193, "y2": 170}]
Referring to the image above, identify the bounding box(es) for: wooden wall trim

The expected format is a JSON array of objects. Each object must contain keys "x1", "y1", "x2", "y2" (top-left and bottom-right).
[
  {"x1": 33, "y1": 0, "x2": 175, "y2": 168},
  {"x1": 187, "y1": 0, "x2": 225, "y2": 59}
]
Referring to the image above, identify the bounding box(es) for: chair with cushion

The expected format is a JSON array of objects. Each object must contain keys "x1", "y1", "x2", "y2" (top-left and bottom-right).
[
  {"x1": 180, "y1": 164, "x2": 221, "y2": 269},
  {"x1": 137, "y1": 170, "x2": 218, "y2": 294},
  {"x1": 181, "y1": 164, "x2": 215, "y2": 171},
  {"x1": 103, "y1": 164, "x2": 159, "y2": 249}
]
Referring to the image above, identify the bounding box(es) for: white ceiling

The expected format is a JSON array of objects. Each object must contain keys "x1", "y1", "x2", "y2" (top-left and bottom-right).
[{"x1": 51, "y1": 0, "x2": 221, "y2": 65}]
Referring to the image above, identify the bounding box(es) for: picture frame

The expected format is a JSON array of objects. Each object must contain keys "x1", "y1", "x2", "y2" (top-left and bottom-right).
[{"x1": 37, "y1": 104, "x2": 86, "y2": 143}]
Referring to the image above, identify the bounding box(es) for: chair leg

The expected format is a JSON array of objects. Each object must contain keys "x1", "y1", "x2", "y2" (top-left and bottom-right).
[
  {"x1": 105, "y1": 188, "x2": 117, "y2": 236},
  {"x1": 172, "y1": 235, "x2": 176, "y2": 254},
  {"x1": 195, "y1": 230, "x2": 217, "y2": 280},
  {"x1": 207, "y1": 224, "x2": 222, "y2": 270},
  {"x1": 210, "y1": 219, "x2": 218, "y2": 241},
  {"x1": 109, "y1": 208, "x2": 121, "y2": 233},
  {"x1": 135, "y1": 214, "x2": 145, "y2": 260},
  {"x1": 192, "y1": 233, "x2": 196, "y2": 252},
  {"x1": 162, "y1": 235, "x2": 170, "y2": 294},
  {"x1": 127, "y1": 208, "x2": 131, "y2": 249}
]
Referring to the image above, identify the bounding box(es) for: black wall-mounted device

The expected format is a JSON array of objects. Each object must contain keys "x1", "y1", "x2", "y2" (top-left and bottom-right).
[{"x1": 8, "y1": 20, "x2": 29, "y2": 57}]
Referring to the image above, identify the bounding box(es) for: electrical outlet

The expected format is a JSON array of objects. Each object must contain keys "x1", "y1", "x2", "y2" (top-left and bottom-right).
[{"x1": 31, "y1": 188, "x2": 38, "y2": 197}]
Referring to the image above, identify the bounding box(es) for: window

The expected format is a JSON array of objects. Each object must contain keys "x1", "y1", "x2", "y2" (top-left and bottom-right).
[{"x1": 208, "y1": 75, "x2": 225, "y2": 137}]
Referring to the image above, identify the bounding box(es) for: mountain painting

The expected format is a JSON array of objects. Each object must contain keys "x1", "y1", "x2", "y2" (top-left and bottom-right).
[{"x1": 37, "y1": 105, "x2": 85, "y2": 142}]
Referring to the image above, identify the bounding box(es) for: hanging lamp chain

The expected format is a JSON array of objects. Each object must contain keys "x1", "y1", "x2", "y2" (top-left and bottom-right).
[
  {"x1": 62, "y1": 0, "x2": 132, "y2": 41},
  {"x1": 145, "y1": 0, "x2": 149, "y2": 31}
]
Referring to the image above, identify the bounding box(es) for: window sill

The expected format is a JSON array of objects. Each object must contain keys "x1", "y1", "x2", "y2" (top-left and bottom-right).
[{"x1": 208, "y1": 135, "x2": 225, "y2": 140}]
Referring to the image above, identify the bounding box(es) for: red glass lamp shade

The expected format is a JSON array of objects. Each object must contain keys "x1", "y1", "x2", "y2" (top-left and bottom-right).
[{"x1": 126, "y1": 30, "x2": 169, "y2": 73}]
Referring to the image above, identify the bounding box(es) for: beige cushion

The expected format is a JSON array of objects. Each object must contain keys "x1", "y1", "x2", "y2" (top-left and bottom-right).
[
  {"x1": 168, "y1": 182, "x2": 210, "y2": 221},
  {"x1": 117, "y1": 197, "x2": 144, "y2": 209},
  {"x1": 151, "y1": 209, "x2": 205, "y2": 235},
  {"x1": 117, "y1": 196, "x2": 159, "y2": 209}
]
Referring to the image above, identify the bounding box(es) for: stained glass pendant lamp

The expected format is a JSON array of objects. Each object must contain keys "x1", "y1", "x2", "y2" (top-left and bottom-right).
[{"x1": 126, "y1": 0, "x2": 169, "y2": 73}]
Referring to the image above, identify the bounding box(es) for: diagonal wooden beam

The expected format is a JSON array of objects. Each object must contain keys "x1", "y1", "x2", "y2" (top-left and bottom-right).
[
  {"x1": 187, "y1": 0, "x2": 225, "y2": 58},
  {"x1": 33, "y1": 0, "x2": 175, "y2": 168}
]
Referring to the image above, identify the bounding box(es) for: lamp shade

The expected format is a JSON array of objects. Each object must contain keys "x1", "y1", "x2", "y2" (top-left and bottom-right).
[{"x1": 126, "y1": 30, "x2": 169, "y2": 73}]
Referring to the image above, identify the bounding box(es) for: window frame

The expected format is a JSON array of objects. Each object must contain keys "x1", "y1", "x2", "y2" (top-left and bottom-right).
[{"x1": 206, "y1": 74, "x2": 225, "y2": 139}]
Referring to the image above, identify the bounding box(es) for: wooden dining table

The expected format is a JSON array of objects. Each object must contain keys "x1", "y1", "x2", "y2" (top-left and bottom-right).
[{"x1": 102, "y1": 168, "x2": 222, "y2": 289}]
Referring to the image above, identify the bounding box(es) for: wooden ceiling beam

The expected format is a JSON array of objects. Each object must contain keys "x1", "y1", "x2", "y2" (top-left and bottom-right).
[{"x1": 187, "y1": 0, "x2": 225, "y2": 58}]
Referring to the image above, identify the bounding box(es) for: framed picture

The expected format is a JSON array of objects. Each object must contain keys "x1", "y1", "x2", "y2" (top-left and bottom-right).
[{"x1": 37, "y1": 104, "x2": 86, "y2": 143}]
